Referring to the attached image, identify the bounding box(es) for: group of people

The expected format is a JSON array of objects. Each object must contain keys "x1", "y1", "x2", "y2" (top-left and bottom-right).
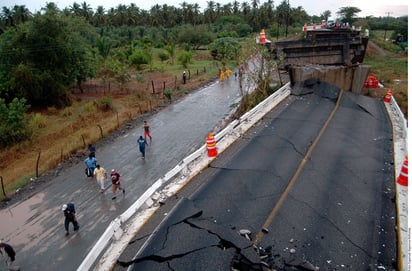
[
  {"x1": 82, "y1": 120, "x2": 152, "y2": 199},
  {"x1": 0, "y1": 120, "x2": 154, "y2": 270}
]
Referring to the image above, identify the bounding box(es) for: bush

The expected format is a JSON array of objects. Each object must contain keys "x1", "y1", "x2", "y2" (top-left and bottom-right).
[
  {"x1": 158, "y1": 51, "x2": 169, "y2": 63},
  {"x1": 0, "y1": 98, "x2": 32, "y2": 147},
  {"x1": 178, "y1": 51, "x2": 193, "y2": 68},
  {"x1": 84, "y1": 101, "x2": 98, "y2": 113},
  {"x1": 164, "y1": 88, "x2": 173, "y2": 103},
  {"x1": 31, "y1": 113, "x2": 47, "y2": 128},
  {"x1": 99, "y1": 96, "x2": 113, "y2": 111}
]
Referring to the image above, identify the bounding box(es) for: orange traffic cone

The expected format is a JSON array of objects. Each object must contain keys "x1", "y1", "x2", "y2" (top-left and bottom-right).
[
  {"x1": 206, "y1": 133, "x2": 218, "y2": 157},
  {"x1": 397, "y1": 156, "x2": 408, "y2": 186},
  {"x1": 259, "y1": 29, "x2": 266, "y2": 43}
]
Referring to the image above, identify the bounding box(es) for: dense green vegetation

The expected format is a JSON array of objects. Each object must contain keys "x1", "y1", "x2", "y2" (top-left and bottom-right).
[{"x1": 0, "y1": 1, "x2": 408, "y2": 147}]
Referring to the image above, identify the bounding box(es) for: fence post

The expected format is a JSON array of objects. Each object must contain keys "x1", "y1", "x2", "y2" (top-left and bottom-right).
[
  {"x1": 36, "y1": 151, "x2": 41, "y2": 178},
  {"x1": 81, "y1": 135, "x2": 86, "y2": 148},
  {"x1": 163, "y1": 81, "x2": 166, "y2": 91},
  {"x1": 175, "y1": 76, "x2": 177, "y2": 90},
  {"x1": 116, "y1": 112, "x2": 119, "y2": 128},
  {"x1": 1, "y1": 176, "x2": 6, "y2": 198},
  {"x1": 151, "y1": 80, "x2": 155, "y2": 94},
  {"x1": 97, "y1": 125, "x2": 103, "y2": 138}
]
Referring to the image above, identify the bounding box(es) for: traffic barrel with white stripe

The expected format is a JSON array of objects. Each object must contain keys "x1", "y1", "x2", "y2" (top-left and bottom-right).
[
  {"x1": 206, "y1": 133, "x2": 218, "y2": 157},
  {"x1": 259, "y1": 29, "x2": 266, "y2": 43},
  {"x1": 383, "y1": 89, "x2": 393, "y2": 103},
  {"x1": 397, "y1": 156, "x2": 408, "y2": 186}
]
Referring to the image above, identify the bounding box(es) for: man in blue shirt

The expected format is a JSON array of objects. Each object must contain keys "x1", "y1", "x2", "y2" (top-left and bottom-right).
[
  {"x1": 84, "y1": 154, "x2": 97, "y2": 177},
  {"x1": 137, "y1": 136, "x2": 148, "y2": 159}
]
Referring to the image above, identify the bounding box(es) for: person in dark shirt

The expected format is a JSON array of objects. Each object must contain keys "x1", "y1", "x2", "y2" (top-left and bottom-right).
[
  {"x1": 0, "y1": 241, "x2": 19, "y2": 271},
  {"x1": 110, "y1": 169, "x2": 125, "y2": 200},
  {"x1": 62, "y1": 203, "x2": 79, "y2": 236},
  {"x1": 137, "y1": 135, "x2": 148, "y2": 159}
]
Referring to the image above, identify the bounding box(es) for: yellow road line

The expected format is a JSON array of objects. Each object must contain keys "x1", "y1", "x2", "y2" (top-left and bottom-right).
[{"x1": 254, "y1": 89, "x2": 344, "y2": 245}]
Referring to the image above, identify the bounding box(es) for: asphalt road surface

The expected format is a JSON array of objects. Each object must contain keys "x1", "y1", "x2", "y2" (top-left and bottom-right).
[{"x1": 116, "y1": 82, "x2": 396, "y2": 271}]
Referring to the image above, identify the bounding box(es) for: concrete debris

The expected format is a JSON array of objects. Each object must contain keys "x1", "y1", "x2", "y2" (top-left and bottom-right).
[{"x1": 285, "y1": 259, "x2": 320, "y2": 270}]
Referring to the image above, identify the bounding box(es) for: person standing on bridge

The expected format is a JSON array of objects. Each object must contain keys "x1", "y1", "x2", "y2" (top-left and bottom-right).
[
  {"x1": 62, "y1": 203, "x2": 79, "y2": 236},
  {"x1": 110, "y1": 169, "x2": 125, "y2": 200}
]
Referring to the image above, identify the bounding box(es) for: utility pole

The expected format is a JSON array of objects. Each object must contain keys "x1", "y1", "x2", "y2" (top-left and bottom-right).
[
  {"x1": 383, "y1": 12, "x2": 392, "y2": 41},
  {"x1": 285, "y1": 0, "x2": 289, "y2": 38}
]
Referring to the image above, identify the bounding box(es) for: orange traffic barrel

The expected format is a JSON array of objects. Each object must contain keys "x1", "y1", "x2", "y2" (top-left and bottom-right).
[
  {"x1": 259, "y1": 29, "x2": 266, "y2": 43},
  {"x1": 383, "y1": 89, "x2": 392, "y2": 103},
  {"x1": 206, "y1": 133, "x2": 218, "y2": 157},
  {"x1": 397, "y1": 156, "x2": 408, "y2": 186}
]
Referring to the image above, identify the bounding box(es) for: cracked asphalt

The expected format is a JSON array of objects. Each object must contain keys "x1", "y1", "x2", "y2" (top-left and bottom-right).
[{"x1": 116, "y1": 82, "x2": 396, "y2": 271}]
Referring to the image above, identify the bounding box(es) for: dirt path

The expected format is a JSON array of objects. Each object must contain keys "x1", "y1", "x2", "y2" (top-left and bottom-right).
[{"x1": 367, "y1": 40, "x2": 386, "y2": 56}]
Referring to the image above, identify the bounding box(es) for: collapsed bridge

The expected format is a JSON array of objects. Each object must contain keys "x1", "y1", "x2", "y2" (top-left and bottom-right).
[{"x1": 271, "y1": 29, "x2": 370, "y2": 93}]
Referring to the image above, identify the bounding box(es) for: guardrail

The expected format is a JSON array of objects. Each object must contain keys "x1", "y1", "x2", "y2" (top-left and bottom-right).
[
  {"x1": 77, "y1": 83, "x2": 292, "y2": 271},
  {"x1": 385, "y1": 96, "x2": 408, "y2": 271}
]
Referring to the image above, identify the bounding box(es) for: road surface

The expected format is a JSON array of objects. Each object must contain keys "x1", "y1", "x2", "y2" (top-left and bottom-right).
[{"x1": 115, "y1": 82, "x2": 396, "y2": 271}]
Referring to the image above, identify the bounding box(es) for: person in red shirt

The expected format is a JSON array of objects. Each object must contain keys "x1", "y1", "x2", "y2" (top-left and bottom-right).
[
  {"x1": 110, "y1": 169, "x2": 125, "y2": 200},
  {"x1": 143, "y1": 120, "x2": 152, "y2": 143}
]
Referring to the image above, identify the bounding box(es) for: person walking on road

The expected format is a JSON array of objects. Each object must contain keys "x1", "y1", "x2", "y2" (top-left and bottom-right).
[
  {"x1": 84, "y1": 153, "x2": 97, "y2": 177},
  {"x1": 0, "y1": 241, "x2": 19, "y2": 271},
  {"x1": 143, "y1": 120, "x2": 152, "y2": 143},
  {"x1": 62, "y1": 203, "x2": 79, "y2": 236},
  {"x1": 110, "y1": 169, "x2": 125, "y2": 200},
  {"x1": 87, "y1": 143, "x2": 96, "y2": 158},
  {"x1": 137, "y1": 135, "x2": 148, "y2": 159},
  {"x1": 94, "y1": 164, "x2": 107, "y2": 193}
]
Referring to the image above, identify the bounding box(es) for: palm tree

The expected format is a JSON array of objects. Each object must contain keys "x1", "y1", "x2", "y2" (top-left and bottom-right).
[
  {"x1": 94, "y1": 6, "x2": 106, "y2": 27},
  {"x1": 41, "y1": 2, "x2": 60, "y2": 15},
  {"x1": 192, "y1": 3, "x2": 201, "y2": 25},
  {"x1": 113, "y1": 4, "x2": 127, "y2": 26},
  {"x1": 241, "y1": 2, "x2": 251, "y2": 17},
  {"x1": 149, "y1": 4, "x2": 162, "y2": 27},
  {"x1": 12, "y1": 5, "x2": 32, "y2": 25},
  {"x1": 204, "y1": 1, "x2": 216, "y2": 24},
  {"x1": 251, "y1": 0, "x2": 260, "y2": 10},
  {"x1": 232, "y1": 0, "x2": 240, "y2": 15},
  {"x1": 180, "y1": 1, "x2": 188, "y2": 24},
  {"x1": 69, "y1": 2, "x2": 82, "y2": 17},
  {"x1": 80, "y1": 1, "x2": 93, "y2": 23},
  {"x1": 1, "y1": 7, "x2": 14, "y2": 27},
  {"x1": 126, "y1": 3, "x2": 139, "y2": 26},
  {"x1": 222, "y1": 3, "x2": 233, "y2": 16}
]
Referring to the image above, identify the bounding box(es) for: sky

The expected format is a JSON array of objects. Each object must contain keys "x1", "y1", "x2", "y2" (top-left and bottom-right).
[{"x1": 0, "y1": 0, "x2": 409, "y2": 18}]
